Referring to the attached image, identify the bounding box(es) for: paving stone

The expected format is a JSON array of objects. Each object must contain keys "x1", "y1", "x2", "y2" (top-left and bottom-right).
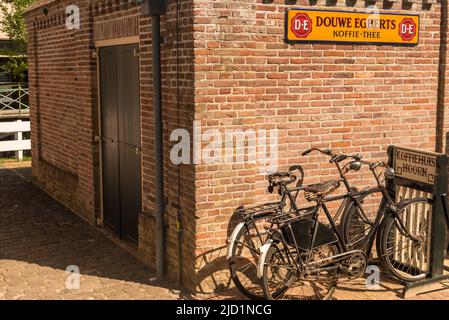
[
  {"x1": 2, "y1": 162, "x2": 449, "y2": 300},
  {"x1": 0, "y1": 163, "x2": 182, "y2": 300}
]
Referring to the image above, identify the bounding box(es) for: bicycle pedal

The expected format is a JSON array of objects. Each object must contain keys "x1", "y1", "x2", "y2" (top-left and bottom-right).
[{"x1": 338, "y1": 265, "x2": 349, "y2": 273}]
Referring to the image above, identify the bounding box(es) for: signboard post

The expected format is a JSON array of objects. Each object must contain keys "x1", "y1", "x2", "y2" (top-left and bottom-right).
[
  {"x1": 387, "y1": 145, "x2": 448, "y2": 297},
  {"x1": 285, "y1": 8, "x2": 419, "y2": 46}
]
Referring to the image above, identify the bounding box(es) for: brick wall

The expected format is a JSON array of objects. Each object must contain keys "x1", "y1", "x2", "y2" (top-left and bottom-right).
[
  {"x1": 27, "y1": 0, "x2": 97, "y2": 222},
  {"x1": 192, "y1": 0, "x2": 448, "y2": 292},
  {"x1": 138, "y1": 0, "x2": 196, "y2": 286},
  {"x1": 26, "y1": 0, "x2": 449, "y2": 295},
  {"x1": 25, "y1": 0, "x2": 197, "y2": 289}
]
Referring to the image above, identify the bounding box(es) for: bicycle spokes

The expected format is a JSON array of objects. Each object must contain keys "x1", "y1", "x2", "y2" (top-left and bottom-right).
[{"x1": 381, "y1": 199, "x2": 432, "y2": 281}]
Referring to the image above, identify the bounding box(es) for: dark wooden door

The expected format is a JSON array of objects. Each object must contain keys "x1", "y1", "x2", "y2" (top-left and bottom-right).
[{"x1": 99, "y1": 44, "x2": 141, "y2": 243}]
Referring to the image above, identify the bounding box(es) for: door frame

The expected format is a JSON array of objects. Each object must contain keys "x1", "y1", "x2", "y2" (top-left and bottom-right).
[{"x1": 95, "y1": 36, "x2": 141, "y2": 233}]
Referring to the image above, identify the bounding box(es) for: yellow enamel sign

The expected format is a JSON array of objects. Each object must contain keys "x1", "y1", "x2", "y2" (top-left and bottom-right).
[{"x1": 285, "y1": 8, "x2": 419, "y2": 45}]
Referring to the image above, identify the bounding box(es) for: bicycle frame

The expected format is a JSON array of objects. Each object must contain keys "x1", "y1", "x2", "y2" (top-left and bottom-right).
[
  {"x1": 227, "y1": 181, "x2": 315, "y2": 260},
  {"x1": 265, "y1": 156, "x2": 420, "y2": 277},
  {"x1": 322, "y1": 155, "x2": 420, "y2": 252}
]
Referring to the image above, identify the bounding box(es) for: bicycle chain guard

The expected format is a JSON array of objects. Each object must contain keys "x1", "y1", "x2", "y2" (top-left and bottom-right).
[{"x1": 305, "y1": 249, "x2": 368, "y2": 280}]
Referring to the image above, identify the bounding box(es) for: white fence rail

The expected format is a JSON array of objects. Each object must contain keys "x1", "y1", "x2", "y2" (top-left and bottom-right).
[
  {"x1": 0, "y1": 120, "x2": 31, "y2": 161},
  {"x1": 0, "y1": 83, "x2": 29, "y2": 118}
]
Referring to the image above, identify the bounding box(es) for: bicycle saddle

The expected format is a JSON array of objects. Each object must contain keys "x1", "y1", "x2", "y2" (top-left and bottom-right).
[{"x1": 304, "y1": 180, "x2": 340, "y2": 201}]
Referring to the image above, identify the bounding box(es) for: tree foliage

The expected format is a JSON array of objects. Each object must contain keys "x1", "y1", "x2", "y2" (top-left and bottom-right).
[{"x1": 0, "y1": 0, "x2": 37, "y2": 82}]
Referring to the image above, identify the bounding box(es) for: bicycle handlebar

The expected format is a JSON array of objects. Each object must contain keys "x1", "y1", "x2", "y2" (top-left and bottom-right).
[
  {"x1": 369, "y1": 161, "x2": 387, "y2": 170},
  {"x1": 341, "y1": 160, "x2": 390, "y2": 183},
  {"x1": 301, "y1": 147, "x2": 333, "y2": 157},
  {"x1": 330, "y1": 153, "x2": 362, "y2": 163},
  {"x1": 301, "y1": 146, "x2": 392, "y2": 190},
  {"x1": 269, "y1": 172, "x2": 291, "y2": 178},
  {"x1": 301, "y1": 146, "x2": 361, "y2": 163}
]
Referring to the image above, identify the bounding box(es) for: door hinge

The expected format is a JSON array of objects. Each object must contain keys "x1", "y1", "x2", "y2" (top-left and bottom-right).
[
  {"x1": 133, "y1": 48, "x2": 140, "y2": 57},
  {"x1": 95, "y1": 135, "x2": 114, "y2": 143}
]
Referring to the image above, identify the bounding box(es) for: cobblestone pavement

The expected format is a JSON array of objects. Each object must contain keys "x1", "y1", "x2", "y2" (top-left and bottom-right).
[
  {"x1": 0, "y1": 161, "x2": 185, "y2": 300},
  {"x1": 1, "y1": 161, "x2": 449, "y2": 300},
  {"x1": 202, "y1": 264, "x2": 449, "y2": 300}
]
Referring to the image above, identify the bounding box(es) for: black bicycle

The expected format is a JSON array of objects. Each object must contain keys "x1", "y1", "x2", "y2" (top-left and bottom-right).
[
  {"x1": 259, "y1": 147, "x2": 440, "y2": 300},
  {"x1": 228, "y1": 150, "x2": 387, "y2": 299},
  {"x1": 227, "y1": 166, "x2": 310, "y2": 300}
]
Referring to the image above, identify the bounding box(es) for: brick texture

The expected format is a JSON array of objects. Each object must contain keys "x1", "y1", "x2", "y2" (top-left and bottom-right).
[
  {"x1": 25, "y1": 0, "x2": 449, "y2": 294},
  {"x1": 191, "y1": 0, "x2": 448, "y2": 293},
  {"x1": 25, "y1": 0, "x2": 197, "y2": 290}
]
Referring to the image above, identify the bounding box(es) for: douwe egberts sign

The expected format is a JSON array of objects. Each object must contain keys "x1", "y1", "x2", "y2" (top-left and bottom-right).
[{"x1": 285, "y1": 8, "x2": 419, "y2": 45}]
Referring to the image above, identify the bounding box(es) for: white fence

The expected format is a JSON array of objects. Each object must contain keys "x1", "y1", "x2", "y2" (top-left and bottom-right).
[
  {"x1": 0, "y1": 83, "x2": 29, "y2": 118},
  {"x1": 0, "y1": 120, "x2": 31, "y2": 161}
]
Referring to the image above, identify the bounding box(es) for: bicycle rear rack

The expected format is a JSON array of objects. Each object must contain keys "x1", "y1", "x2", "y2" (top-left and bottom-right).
[{"x1": 234, "y1": 202, "x2": 283, "y2": 218}]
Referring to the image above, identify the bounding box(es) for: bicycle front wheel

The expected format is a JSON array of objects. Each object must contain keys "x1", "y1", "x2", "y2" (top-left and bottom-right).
[
  {"x1": 341, "y1": 188, "x2": 384, "y2": 251},
  {"x1": 379, "y1": 198, "x2": 433, "y2": 282}
]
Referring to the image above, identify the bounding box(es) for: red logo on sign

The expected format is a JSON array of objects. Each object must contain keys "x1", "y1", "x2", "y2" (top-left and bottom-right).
[
  {"x1": 398, "y1": 18, "x2": 417, "y2": 41},
  {"x1": 291, "y1": 13, "x2": 312, "y2": 38}
]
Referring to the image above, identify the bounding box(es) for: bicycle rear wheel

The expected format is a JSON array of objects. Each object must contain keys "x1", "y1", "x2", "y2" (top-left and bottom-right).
[
  {"x1": 228, "y1": 216, "x2": 271, "y2": 300},
  {"x1": 379, "y1": 198, "x2": 433, "y2": 282},
  {"x1": 261, "y1": 243, "x2": 338, "y2": 300}
]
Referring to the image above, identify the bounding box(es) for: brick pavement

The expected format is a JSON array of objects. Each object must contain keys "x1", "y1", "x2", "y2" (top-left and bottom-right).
[
  {"x1": 1, "y1": 161, "x2": 449, "y2": 300},
  {"x1": 0, "y1": 161, "x2": 185, "y2": 300},
  {"x1": 200, "y1": 268, "x2": 449, "y2": 300}
]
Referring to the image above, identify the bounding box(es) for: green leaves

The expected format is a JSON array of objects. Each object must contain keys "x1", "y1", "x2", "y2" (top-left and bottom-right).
[
  {"x1": 0, "y1": 0, "x2": 35, "y2": 45},
  {"x1": 0, "y1": 0, "x2": 37, "y2": 81},
  {"x1": 1, "y1": 56, "x2": 27, "y2": 82}
]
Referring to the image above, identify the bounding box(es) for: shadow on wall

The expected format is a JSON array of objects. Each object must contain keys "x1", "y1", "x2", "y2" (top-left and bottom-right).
[{"x1": 194, "y1": 165, "x2": 305, "y2": 298}]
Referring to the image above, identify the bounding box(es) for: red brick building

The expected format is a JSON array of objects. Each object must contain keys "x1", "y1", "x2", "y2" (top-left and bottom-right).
[{"x1": 25, "y1": 0, "x2": 449, "y2": 293}]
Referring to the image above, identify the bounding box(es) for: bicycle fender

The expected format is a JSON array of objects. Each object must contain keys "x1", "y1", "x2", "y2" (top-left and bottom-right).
[
  {"x1": 226, "y1": 221, "x2": 246, "y2": 260},
  {"x1": 395, "y1": 197, "x2": 431, "y2": 210},
  {"x1": 257, "y1": 239, "x2": 274, "y2": 279}
]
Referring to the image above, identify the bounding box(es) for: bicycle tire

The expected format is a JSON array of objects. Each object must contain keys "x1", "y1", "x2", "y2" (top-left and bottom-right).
[
  {"x1": 228, "y1": 216, "x2": 270, "y2": 300},
  {"x1": 379, "y1": 197, "x2": 434, "y2": 282},
  {"x1": 341, "y1": 188, "x2": 384, "y2": 252},
  {"x1": 375, "y1": 214, "x2": 390, "y2": 270},
  {"x1": 261, "y1": 242, "x2": 338, "y2": 300}
]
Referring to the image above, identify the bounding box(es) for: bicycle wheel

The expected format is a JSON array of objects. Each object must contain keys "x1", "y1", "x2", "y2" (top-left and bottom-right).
[
  {"x1": 379, "y1": 198, "x2": 433, "y2": 282},
  {"x1": 341, "y1": 189, "x2": 384, "y2": 251},
  {"x1": 228, "y1": 217, "x2": 271, "y2": 300},
  {"x1": 261, "y1": 243, "x2": 339, "y2": 300}
]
